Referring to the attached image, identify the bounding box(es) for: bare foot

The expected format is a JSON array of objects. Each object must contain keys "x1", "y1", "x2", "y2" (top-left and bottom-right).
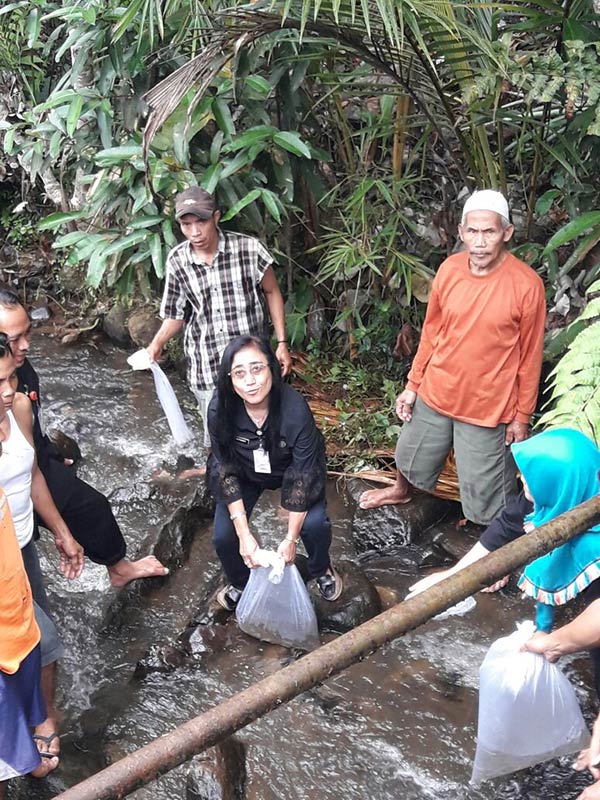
[
  {"x1": 359, "y1": 485, "x2": 411, "y2": 510},
  {"x1": 31, "y1": 755, "x2": 59, "y2": 778},
  {"x1": 34, "y1": 719, "x2": 60, "y2": 758},
  {"x1": 108, "y1": 556, "x2": 169, "y2": 588},
  {"x1": 178, "y1": 467, "x2": 206, "y2": 480}
]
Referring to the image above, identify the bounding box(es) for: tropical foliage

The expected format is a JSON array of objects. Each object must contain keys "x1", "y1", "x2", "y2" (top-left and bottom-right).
[{"x1": 0, "y1": 0, "x2": 600, "y2": 445}]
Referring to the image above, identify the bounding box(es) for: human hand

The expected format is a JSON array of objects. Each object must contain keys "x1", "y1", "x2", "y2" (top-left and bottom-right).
[
  {"x1": 146, "y1": 341, "x2": 163, "y2": 363},
  {"x1": 239, "y1": 532, "x2": 260, "y2": 568},
  {"x1": 54, "y1": 529, "x2": 84, "y2": 579},
  {"x1": 408, "y1": 570, "x2": 449, "y2": 596},
  {"x1": 576, "y1": 715, "x2": 600, "y2": 782},
  {"x1": 521, "y1": 630, "x2": 561, "y2": 662},
  {"x1": 505, "y1": 419, "x2": 529, "y2": 445},
  {"x1": 577, "y1": 780, "x2": 600, "y2": 799},
  {"x1": 481, "y1": 575, "x2": 510, "y2": 593},
  {"x1": 277, "y1": 537, "x2": 297, "y2": 564},
  {"x1": 63, "y1": 458, "x2": 74, "y2": 466},
  {"x1": 395, "y1": 389, "x2": 417, "y2": 422},
  {"x1": 275, "y1": 343, "x2": 292, "y2": 377}
]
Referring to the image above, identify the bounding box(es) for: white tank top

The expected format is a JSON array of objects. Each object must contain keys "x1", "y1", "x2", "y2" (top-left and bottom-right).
[{"x1": 0, "y1": 409, "x2": 35, "y2": 548}]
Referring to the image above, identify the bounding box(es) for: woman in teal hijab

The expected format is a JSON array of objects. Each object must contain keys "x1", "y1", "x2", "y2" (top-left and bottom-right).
[{"x1": 513, "y1": 427, "x2": 600, "y2": 632}]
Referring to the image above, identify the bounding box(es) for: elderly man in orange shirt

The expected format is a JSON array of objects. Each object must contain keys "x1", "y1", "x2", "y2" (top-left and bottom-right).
[{"x1": 360, "y1": 190, "x2": 546, "y2": 526}]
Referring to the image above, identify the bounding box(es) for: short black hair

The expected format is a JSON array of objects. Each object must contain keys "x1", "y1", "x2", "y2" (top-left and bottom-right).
[
  {"x1": 0, "y1": 285, "x2": 21, "y2": 310},
  {"x1": 0, "y1": 332, "x2": 13, "y2": 359}
]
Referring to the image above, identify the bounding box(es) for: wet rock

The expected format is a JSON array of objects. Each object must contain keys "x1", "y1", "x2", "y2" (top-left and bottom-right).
[
  {"x1": 134, "y1": 643, "x2": 190, "y2": 679},
  {"x1": 348, "y1": 480, "x2": 453, "y2": 553},
  {"x1": 31, "y1": 304, "x2": 51, "y2": 322},
  {"x1": 186, "y1": 737, "x2": 246, "y2": 800},
  {"x1": 128, "y1": 307, "x2": 160, "y2": 347},
  {"x1": 47, "y1": 427, "x2": 82, "y2": 464},
  {"x1": 375, "y1": 584, "x2": 402, "y2": 609},
  {"x1": 153, "y1": 484, "x2": 215, "y2": 568},
  {"x1": 101, "y1": 484, "x2": 215, "y2": 631},
  {"x1": 103, "y1": 304, "x2": 132, "y2": 348},
  {"x1": 310, "y1": 560, "x2": 381, "y2": 634}
]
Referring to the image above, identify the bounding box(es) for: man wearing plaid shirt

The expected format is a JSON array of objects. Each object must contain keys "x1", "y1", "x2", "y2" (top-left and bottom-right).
[{"x1": 147, "y1": 187, "x2": 292, "y2": 441}]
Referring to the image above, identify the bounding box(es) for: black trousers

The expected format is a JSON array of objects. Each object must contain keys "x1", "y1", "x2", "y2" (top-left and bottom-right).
[
  {"x1": 213, "y1": 484, "x2": 332, "y2": 590},
  {"x1": 39, "y1": 458, "x2": 126, "y2": 566}
]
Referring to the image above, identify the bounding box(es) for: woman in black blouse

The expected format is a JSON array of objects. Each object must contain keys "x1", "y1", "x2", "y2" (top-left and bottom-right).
[{"x1": 207, "y1": 335, "x2": 342, "y2": 611}]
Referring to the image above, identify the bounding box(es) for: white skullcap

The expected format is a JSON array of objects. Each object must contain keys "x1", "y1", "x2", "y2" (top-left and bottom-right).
[{"x1": 461, "y1": 189, "x2": 510, "y2": 225}]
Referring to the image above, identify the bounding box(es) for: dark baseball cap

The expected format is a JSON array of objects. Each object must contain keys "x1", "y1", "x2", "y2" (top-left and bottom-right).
[{"x1": 174, "y1": 187, "x2": 216, "y2": 221}]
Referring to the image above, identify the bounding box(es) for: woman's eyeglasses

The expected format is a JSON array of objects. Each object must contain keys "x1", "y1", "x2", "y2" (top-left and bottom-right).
[{"x1": 229, "y1": 362, "x2": 269, "y2": 381}]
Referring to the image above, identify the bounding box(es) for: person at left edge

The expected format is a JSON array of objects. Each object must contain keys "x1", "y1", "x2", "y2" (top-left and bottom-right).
[
  {"x1": 0, "y1": 286, "x2": 169, "y2": 587},
  {"x1": 206, "y1": 335, "x2": 342, "y2": 612},
  {"x1": 146, "y1": 187, "x2": 292, "y2": 445}
]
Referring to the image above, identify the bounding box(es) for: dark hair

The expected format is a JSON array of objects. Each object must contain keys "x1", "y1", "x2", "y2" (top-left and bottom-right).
[
  {"x1": 215, "y1": 335, "x2": 282, "y2": 461},
  {"x1": 0, "y1": 333, "x2": 13, "y2": 359},
  {"x1": 0, "y1": 286, "x2": 20, "y2": 310}
]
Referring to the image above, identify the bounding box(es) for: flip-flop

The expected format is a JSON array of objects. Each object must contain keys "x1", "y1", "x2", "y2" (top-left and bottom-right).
[{"x1": 33, "y1": 732, "x2": 60, "y2": 758}]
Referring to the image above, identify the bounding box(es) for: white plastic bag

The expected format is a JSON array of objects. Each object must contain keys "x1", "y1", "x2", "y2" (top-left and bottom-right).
[
  {"x1": 127, "y1": 349, "x2": 193, "y2": 446},
  {"x1": 471, "y1": 621, "x2": 589, "y2": 784},
  {"x1": 236, "y1": 557, "x2": 320, "y2": 651}
]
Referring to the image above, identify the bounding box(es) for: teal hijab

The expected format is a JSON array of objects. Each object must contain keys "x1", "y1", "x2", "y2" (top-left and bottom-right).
[{"x1": 514, "y1": 428, "x2": 600, "y2": 619}]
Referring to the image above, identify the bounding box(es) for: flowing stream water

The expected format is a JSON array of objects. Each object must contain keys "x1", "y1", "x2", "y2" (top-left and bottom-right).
[{"x1": 7, "y1": 335, "x2": 599, "y2": 800}]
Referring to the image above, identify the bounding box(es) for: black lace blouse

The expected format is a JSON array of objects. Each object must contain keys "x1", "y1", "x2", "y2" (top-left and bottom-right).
[{"x1": 206, "y1": 384, "x2": 327, "y2": 511}]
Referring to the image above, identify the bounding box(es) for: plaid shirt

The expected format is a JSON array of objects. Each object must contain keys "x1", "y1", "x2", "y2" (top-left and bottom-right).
[{"x1": 160, "y1": 230, "x2": 272, "y2": 390}]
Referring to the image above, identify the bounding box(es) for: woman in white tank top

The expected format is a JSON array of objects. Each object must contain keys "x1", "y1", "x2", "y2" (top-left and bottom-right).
[{"x1": 0, "y1": 338, "x2": 84, "y2": 578}]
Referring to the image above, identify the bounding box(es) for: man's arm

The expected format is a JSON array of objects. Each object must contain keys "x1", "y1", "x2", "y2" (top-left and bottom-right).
[
  {"x1": 260, "y1": 266, "x2": 292, "y2": 376},
  {"x1": 506, "y1": 280, "x2": 546, "y2": 444},
  {"x1": 147, "y1": 319, "x2": 184, "y2": 362}
]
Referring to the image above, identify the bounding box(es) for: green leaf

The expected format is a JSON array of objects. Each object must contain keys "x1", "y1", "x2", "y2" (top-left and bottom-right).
[
  {"x1": 261, "y1": 189, "x2": 282, "y2": 223},
  {"x1": 95, "y1": 145, "x2": 143, "y2": 166},
  {"x1": 34, "y1": 90, "x2": 80, "y2": 113},
  {"x1": 544, "y1": 212, "x2": 600, "y2": 255},
  {"x1": 162, "y1": 219, "x2": 177, "y2": 249},
  {"x1": 26, "y1": 8, "x2": 41, "y2": 48},
  {"x1": 212, "y1": 97, "x2": 235, "y2": 139},
  {"x1": 96, "y1": 106, "x2": 112, "y2": 150},
  {"x1": 201, "y1": 163, "x2": 222, "y2": 194},
  {"x1": 52, "y1": 231, "x2": 89, "y2": 248},
  {"x1": 3, "y1": 128, "x2": 16, "y2": 156},
  {"x1": 86, "y1": 248, "x2": 109, "y2": 289},
  {"x1": 66, "y1": 94, "x2": 83, "y2": 138},
  {"x1": 220, "y1": 152, "x2": 251, "y2": 181},
  {"x1": 535, "y1": 189, "x2": 561, "y2": 217},
  {"x1": 128, "y1": 215, "x2": 163, "y2": 231},
  {"x1": 149, "y1": 233, "x2": 164, "y2": 278},
  {"x1": 38, "y1": 211, "x2": 83, "y2": 231},
  {"x1": 222, "y1": 126, "x2": 276, "y2": 153},
  {"x1": 220, "y1": 189, "x2": 262, "y2": 222},
  {"x1": 243, "y1": 75, "x2": 272, "y2": 99},
  {"x1": 102, "y1": 230, "x2": 148, "y2": 257},
  {"x1": 272, "y1": 131, "x2": 311, "y2": 159}
]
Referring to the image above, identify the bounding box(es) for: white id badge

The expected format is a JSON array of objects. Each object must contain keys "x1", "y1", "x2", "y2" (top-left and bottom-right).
[{"x1": 253, "y1": 447, "x2": 272, "y2": 474}]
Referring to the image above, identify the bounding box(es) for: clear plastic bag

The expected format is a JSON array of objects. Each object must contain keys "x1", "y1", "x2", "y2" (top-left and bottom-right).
[
  {"x1": 127, "y1": 350, "x2": 193, "y2": 446},
  {"x1": 471, "y1": 621, "x2": 590, "y2": 784},
  {"x1": 236, "y1": 562, "x2": 320, "y2": 651}
]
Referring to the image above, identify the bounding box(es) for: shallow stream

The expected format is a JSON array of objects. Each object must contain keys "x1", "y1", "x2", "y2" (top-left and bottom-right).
[{"x1": 8, "y1": 336, "x2": 599, "y2": 800}]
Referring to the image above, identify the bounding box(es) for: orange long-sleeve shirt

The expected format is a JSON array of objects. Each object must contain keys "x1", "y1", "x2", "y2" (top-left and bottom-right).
[
  {"x1": 406, "y1": 250, "x2": 546, "y2": 427},
  {"x1": 0, "y1": 488, "x2": 39, "y2": 674}
]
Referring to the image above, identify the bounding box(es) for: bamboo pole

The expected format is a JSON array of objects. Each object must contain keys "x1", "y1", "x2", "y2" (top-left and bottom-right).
[{"x1": 54, "y1": 495, "x2": 600, "y2": 800}]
